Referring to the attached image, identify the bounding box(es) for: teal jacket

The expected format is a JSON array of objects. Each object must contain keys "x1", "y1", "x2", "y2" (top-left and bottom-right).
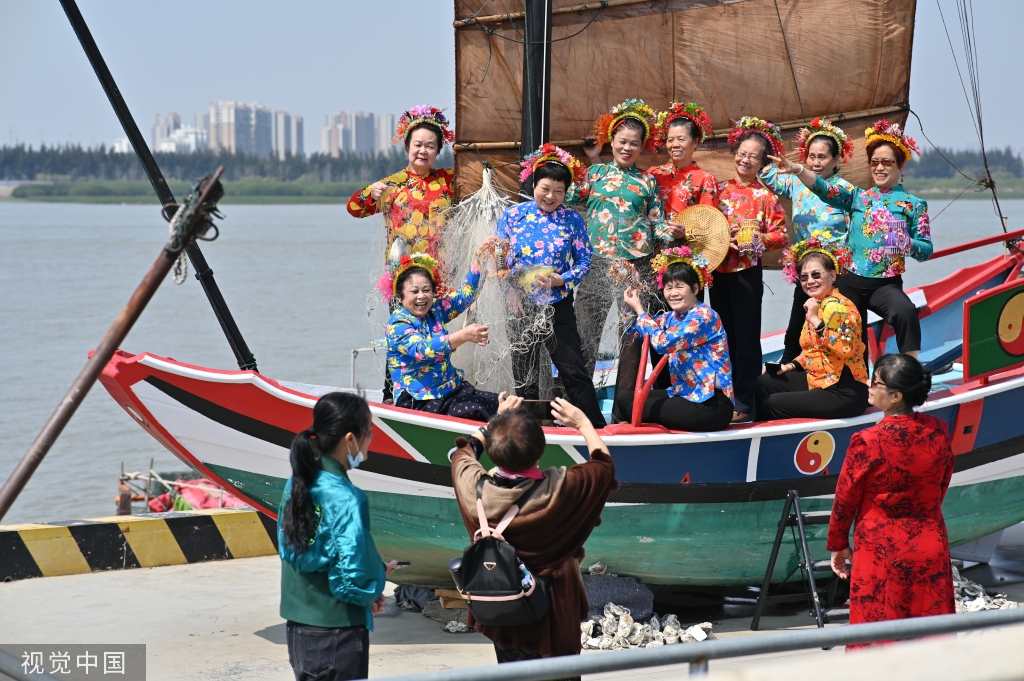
[{"x1": 277, "y1": 455, "x2": 387, "y2": 629}]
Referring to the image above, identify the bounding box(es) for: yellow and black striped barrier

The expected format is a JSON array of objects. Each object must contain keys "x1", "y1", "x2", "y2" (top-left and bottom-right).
[{"x1": 0, "y1": 509, "x2": 278, "y2": 581}]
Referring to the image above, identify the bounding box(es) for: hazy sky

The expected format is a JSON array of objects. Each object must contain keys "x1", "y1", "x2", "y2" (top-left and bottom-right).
[{"x1": 1, "y1": 1, "x2": 1020, "y2": 154}]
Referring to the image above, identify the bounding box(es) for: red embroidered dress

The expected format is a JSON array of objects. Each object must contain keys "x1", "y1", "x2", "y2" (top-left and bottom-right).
[
  {"x1": 715, "y1": 178, "x2": 787, "y2": 273},
  {"x1": 649, "y1": 161, "x2": 720, "y2": 223},
  {"x1": 347, "y1": 167, "x2": 455, "y2": 260},
  {"x1": 827, "y1": 413, "x2": 955, "y2": 646}
]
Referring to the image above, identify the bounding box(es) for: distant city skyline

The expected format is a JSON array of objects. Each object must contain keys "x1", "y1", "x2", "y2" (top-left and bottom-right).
[{"x1": 1, "y1": 1, "x2": 1022, "y2": 154}]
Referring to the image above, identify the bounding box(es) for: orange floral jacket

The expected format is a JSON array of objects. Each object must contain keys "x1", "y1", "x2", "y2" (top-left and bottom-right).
[{"x1": 794, "y1": 291, "x2": 868, "y2": 389}]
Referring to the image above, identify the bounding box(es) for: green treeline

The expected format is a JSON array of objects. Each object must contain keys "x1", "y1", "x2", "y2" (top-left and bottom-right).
[
  {"x1": 904, "y1": 147, "x2": 1023, "y2": 179},
  {"x1": 0, "y1": 144, "x2": 453, "y2": 183}
]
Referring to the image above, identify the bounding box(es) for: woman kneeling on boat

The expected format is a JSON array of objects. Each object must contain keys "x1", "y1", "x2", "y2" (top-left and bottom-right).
[
  {"x1": 753, "y1": 239, "x2": 868, "y2": 421},
  {"x1": 768, "y1": 119, "x2": 933, "y2": 358},
  {"x1": 828, "y1": 354, "x2": 954, "y2": 649},
  {"x1": 278, "y1": 392, "x2": 397, "y2": 681},
  {"x1": 617, "y1": 249, "x2": 734, "y2": 431},
  {"x1": 384, "y1": 240, "x2": 500, "y2": 422}
]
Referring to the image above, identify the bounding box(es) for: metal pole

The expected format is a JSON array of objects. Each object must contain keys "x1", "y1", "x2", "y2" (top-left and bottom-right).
[
  {"x1": 750, "y1": 491, "x2": 796, "y2": 630},
  {"x1": 519, "y1": 0, "x2": 553, "y2": 195},
  {"x1": 0, "y1": 171, "x2": 225, "y2": 522},
  {"x1": 375, "y1": 608, "x2": 1024, "y2": 681},
  {"x1": 58, "y1": 0, "x2": 258, "y2": 371},
  {"x1": 792, "y1": 493, "x2": 825, "y2": 627}
]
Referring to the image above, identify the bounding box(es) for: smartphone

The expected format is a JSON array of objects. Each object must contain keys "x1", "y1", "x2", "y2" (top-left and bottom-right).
[
  {"x1": 520, "y1": 399, "x2": 554, "y2": 420},
  {"x1": 765, "y1": 362, "x2": 782, "y2": 375},
  {"x1": 394, "y1": 561, "x2": 410, "y2": 568}
]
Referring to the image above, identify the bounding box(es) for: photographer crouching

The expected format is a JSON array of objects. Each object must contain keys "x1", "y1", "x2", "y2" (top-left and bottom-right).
[{"x1": 449, "y1": 394, "x2": 619, "y2": 675}]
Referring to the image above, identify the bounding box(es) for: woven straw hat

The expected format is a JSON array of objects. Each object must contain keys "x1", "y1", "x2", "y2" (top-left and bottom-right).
[{"x1": 676, "y1": 205, "x2": 731, "y2": 271}]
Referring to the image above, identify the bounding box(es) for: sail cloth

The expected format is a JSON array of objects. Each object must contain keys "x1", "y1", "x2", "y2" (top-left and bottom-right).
[{"x1": 453, "y1": 0, "x2": 916, "y2": 198}]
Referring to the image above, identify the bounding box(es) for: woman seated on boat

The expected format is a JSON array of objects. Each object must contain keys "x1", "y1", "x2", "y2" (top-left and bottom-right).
[
  {"x1": 768, "y1": 119, "x2": 933, "y2": 358},
  {"x1": 753, "y1": 240, "x2": 869, "y2": 421},
  {"x1": 347, "y1": 106, "x2": 455, "y2": 402},
  {"x1": 384, "y1": 239, "x2": 500, "y2": 422},
  {"x1": 828, "y1": 354, "x2": 953, "y2": 647},
  {"x1": 616, "y1": 249, "x2": 734, "y2": 432},
  {"x1": 759, "y1": 118, "x2": 854, "y2": 364},
  {"x1": 648, "y1": 102, "x2": 719, "y2": 239}
]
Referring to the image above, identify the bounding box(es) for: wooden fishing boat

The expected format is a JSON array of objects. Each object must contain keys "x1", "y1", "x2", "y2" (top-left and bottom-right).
[{"x1": 98, "y1": 250, "x2": 1024, "y2": 586}]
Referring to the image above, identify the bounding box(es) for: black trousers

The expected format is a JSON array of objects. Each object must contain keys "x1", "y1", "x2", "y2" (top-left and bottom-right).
[
  {"x1": 618, "y1": 388, "x2": 734, "y2": 432},
  {"x1": 782, "y1": 284, "x2": 810, "y2": 364},
  {"x1": 709, "y1": 266, "x2": 763, "y2": 415},
  {"x1": 837, "y1": 273, "x2": 921, "y2": 353},
  {"x1": 509, "y1": 294, "x2": 607, "y2": 428},
  {"x1": 286, "y1": 622, "x2": 368, "y2": 681},
  {"x1": 753, "y1": 365, "x2": 869, "y2": 422},
  {"x1": 395, "y1": 381, "x2": 499, "y2": 423}
]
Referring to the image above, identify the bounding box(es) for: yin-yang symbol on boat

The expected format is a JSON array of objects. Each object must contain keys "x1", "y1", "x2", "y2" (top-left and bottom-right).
[
  {"x1": 997, "y1": 291, "x2": 1024, "y2": 357},
  {"x1": 794, "y1": 431, "x2": 835, "y2": 475}
]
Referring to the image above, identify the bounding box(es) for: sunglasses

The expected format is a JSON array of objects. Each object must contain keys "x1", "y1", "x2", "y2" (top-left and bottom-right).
[
  {"x1": 869, "y1": 158, "x2": 898, "y2": 168},
  {"x1": 798, "y1": 271, "x2": 825, "y2": 282}
]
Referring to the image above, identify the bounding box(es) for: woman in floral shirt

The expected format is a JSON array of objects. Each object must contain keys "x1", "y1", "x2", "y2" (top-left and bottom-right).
[
  {"x1": 760, "y1": 118, "x2": 855, "y2": 364},
  {"x1": 769, "y1": 119, "x2": 932, "y2": 357},
  {"x1": 566, "y1": 99, "x2": 672, "y2": 423},
  {"x1": 648, "y1": 102, "x2": 719, "y2": 241},
  {"x1": 618, "y1": 249, "x2": 734, "y2": 431},
  {"x1": 385, "y1": 242, "x2": 500, "y2": 422},
  {"x1": 713, "y1": 117, "x2": 789, "y2": 422},
  {"x1": 349, "y1": 106, "x2": 456, "y2": 402},
  {"x1": 497, "y1": 145, "x2": 606, "y2": 427},
  {"x1": 754, "y1": 245, "x2": 868, "y2": 422}
]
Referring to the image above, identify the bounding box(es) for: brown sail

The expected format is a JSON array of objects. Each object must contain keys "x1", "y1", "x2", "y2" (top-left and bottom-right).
[{"x1": 453, "y1": 0, "x2": 916, "y2": 199}]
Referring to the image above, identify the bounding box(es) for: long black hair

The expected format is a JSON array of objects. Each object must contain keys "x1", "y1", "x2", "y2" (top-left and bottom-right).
[
  {"x1": 281, "y1": 392, "x2": 372, "y2": 553},
  {"x1": 873, "y1": 354, "x2": 932, "y2": 409}
]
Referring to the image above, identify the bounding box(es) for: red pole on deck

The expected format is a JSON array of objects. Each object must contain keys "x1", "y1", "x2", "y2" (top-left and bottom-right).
[{"x1": 929, "y1": 227, "x2": 1024, "y2": 260}]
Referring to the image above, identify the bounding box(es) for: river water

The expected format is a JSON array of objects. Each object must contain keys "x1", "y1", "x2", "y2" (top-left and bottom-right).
[{"x1": 0, "y1": 199, "x2": 1020, "y2": 523}]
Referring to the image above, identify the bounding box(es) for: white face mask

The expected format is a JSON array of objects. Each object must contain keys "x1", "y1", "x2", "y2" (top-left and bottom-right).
[{"x1": 346, "y1": 440, "x2": 365, "y2": 470}]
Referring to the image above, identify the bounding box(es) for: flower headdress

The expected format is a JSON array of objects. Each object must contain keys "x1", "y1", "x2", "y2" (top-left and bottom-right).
[
  {"x1": 377, "y1": 251, "x2": 442, "y2": 302},
  {"x1": 864, "y1": 118, "x2": 919, "y2": 159},
  {"x1": 728, "y1": 116, "x2": 786, "y2": 158},
  {"x1": 650, "y1": 246, "x2": 714, "y2": 290},
  {"x1": 797, "y1": 118, "x2": 854, "y2": 164},
  {"x1": 519, "y1": 143, "x2": 587, "y2": 186},
  {"x1": 391, "y1": 106, "x2": 455, "y2": 146},
  {"x1": 594, "y1": 99, "x2": 660, "y2": 153},
  {"x1": 656, "y1": 101, "x2": 713, "y2": 144},
  {"x1": 781, "y1": 230, "x2": 853, "y2": 284}
]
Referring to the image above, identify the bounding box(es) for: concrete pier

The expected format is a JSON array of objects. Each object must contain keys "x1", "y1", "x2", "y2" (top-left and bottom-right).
[{"x1": 1, "y1": 525, "x2": 1021, "y2": 680}]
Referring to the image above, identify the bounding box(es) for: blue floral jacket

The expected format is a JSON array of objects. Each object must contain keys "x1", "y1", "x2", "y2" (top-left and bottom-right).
[
  {"x1": 386, "y1": 264, "x2": 480, "y2": 400},
  {"x1": 634, "y1": 303, "x2": 734, "y2": 403},
  {"x1": 760, "y1": 167, "x2": 852, "y2": 243},
  {"x1": 810, "y1": 178, "x2": 932, "y2": 278},
  {"x1": 496, "y1": 200, "x2": 592, "y2": 305}
]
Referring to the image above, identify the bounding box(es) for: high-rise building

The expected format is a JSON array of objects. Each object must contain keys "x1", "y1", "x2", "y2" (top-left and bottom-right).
[
  {"x1": 351, "y1": 112, "x2": 376, "y2": 155},
  {"x1": 376, "y1": 113, "x2": 395, "y2": 154},
  {"x1": 155, "y1": 125, "x2": 207, "y2": 153},
  {"x1": 291, "y1": 116, "x2": 304, "y2": 157},
  {"x1": 208, "y1": 101, "x2": 288, "y2": 158},
  {"x1": 152, "y1": 113, "x2": 181, "y2": 150},
  {"x1": 271, "y1": 111, "x2": 304, "y2": 159}
]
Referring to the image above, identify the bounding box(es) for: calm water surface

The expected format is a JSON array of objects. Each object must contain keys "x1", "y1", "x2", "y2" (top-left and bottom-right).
[{"x1": 1, "y1": 199, "x2": 1020, "y2": 523}]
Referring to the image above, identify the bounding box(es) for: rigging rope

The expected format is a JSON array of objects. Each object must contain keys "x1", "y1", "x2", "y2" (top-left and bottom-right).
[
  {"x1": 773, "y1": 0, "x2": 806, "y2": 122},
  {"x1": 936, "y1": 0, "x2": 1008, "y2": 232}
]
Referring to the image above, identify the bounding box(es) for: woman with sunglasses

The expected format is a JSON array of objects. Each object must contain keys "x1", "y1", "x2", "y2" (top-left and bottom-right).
[
  {"x1": 768, "y1": 119, "x2": 932, "y2": 358},
  {"x1": 826, "y1": 354, "x2": 954, "y2": 648},
  {"x1": 753, "y1": 239, "x2": 868, "y2": 421}
]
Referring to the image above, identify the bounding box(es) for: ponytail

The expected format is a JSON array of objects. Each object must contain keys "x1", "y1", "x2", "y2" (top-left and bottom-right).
[{"x1": 281, "y1": 392, "x2": 372, "y2": 552}]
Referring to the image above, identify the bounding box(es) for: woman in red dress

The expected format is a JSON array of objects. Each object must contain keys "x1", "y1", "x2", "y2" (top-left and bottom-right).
[{"x1": 827, "y1": 354, "x2": 955, "y2": 648}]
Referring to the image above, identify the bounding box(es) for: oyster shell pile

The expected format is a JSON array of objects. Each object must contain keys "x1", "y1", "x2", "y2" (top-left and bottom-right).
[
  {"x1": 581, "y1": 603, "x2": 713, "y2": 650},
  {"x1": 952, "y1": 565, "x2": 1020, "y2": 613}
]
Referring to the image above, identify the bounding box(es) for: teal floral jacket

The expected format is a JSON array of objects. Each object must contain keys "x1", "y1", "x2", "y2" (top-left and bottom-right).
[
  {"x1": 634, "y1": 302, "x2": 734, "y2": 404},
  {"x1": 810, "y1": 178, "x2": 932, "y2": 278},
  {"x1": 565, "y1": 162, "x2": 670, "y2": 260},
  {"x1": 386, "y1": 264, "x2": 480, "y2": 400},
  {"x1": 760, "y1": 167, "x2": 853, "y2": 243}
]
